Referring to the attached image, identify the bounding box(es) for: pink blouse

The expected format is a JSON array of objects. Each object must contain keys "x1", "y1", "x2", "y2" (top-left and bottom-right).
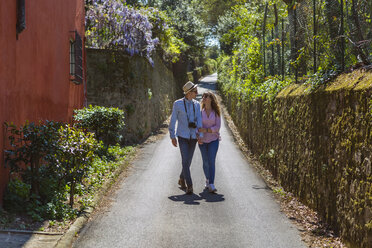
[{"x1": 199, "y1": 109, "x2": 221, "y2": 143}]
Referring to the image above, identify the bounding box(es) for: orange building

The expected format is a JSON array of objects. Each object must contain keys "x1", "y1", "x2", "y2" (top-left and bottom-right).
[{"x1": 0, "y1": 0, "x2": 86, "y2": 204}]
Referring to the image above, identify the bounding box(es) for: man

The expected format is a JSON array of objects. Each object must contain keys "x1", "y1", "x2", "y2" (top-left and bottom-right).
[{"x1": 169, "y1": 81, "x2": 203, "y2": 194}]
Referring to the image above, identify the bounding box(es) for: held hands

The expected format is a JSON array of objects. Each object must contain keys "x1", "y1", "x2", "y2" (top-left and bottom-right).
[
  {"x1": 198, "y1": 128, "x2": 207, "y2": 133},
  {"x1": 171, "y1": 138, "x2": 178, "y2": 147},
  {"x1": 197, "y1": 138, "x2": 203, "y2": 145},
  {"x1": 198, "y1": 128, "x2": 211, "y2": 133}
]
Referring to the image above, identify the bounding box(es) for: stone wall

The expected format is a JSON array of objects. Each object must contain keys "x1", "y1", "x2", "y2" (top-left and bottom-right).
[
  {"x1": 220, "y1": 70, "x2": 372, "y2": 248},
  {"x1": 86, "y1": 48, "x2": 184, "y2": 144}
]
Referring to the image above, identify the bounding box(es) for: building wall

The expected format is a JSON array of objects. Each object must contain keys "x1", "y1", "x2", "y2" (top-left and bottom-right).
[{"x1": 0, "y1": 0, "x2": 85, "y2": 203}]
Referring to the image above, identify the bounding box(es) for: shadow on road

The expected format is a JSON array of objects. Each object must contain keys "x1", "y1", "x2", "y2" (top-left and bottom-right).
[
  {"x1": 251, "y1": 185, "x2": 270, "y2": 190},
  {"x1": 168, "y1": 194, "x2": 202, "y2": 205},
  {"x1": 198, "y1": 189, "x2": 225, "y2": 203},
  {"x1": 168, "y1": 189, "x2": 225, "y2": 205}
]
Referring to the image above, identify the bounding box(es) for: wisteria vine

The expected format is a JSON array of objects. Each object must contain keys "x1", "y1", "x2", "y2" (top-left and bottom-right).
[{"x1": 86, "y1": 0, "x2": 159, "y2": 65}]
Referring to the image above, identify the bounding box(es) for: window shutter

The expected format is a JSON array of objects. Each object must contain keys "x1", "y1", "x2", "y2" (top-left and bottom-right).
[
  {"x1": 73, "y1": 31, "x2": 83, "y2": 84},
  {"x1": 16, "y1": 0, "x2": 26, "y2": 34}
]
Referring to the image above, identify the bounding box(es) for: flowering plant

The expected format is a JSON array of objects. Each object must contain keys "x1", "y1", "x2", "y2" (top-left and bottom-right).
[{"x1": 86, "y1": 0, "x2": 159, "y2": 65}]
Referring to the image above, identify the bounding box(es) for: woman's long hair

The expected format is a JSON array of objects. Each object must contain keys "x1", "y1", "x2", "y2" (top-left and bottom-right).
[{"x1": 201, "y1": 92, "x2": 221, "y2": 117}]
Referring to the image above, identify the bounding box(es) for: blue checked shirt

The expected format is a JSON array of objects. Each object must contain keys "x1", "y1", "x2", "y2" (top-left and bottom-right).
[{"x1": 169, "y1": 98, "x2": 203, "y2": 140}]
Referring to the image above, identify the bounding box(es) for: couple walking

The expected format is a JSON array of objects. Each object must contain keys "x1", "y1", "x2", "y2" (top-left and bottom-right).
[{"x1": 169, "y1": 81, "x2": 221, "y2": 195}]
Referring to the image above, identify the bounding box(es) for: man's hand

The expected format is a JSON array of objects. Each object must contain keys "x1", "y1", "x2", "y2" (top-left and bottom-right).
[
  {"x1": 197, "y1": 138, "x2": 203, "y2": 145},
  {"x1": 198, "y1": 128, "x2": 207, "y2": 133},
  {"x1": 171, "y1": 138, "x2": 178, "y2": 147}
]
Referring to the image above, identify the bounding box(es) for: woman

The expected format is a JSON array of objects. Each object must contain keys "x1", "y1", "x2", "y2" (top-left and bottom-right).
[{"x1": 198, "y1": 91, "x2": 221, "y2": 193}]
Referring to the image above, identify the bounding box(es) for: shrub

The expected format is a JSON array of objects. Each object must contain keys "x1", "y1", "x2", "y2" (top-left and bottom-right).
[
  {"x1": 202, "y1": 58, "x2": 217, "y2": 75},
  {"x1": 2, "y1": 118, "x2": 133, "y2": 221},
  {"x1": 55, "y1": 125, "x2": 100, "y2": 207},
  {"x1": 4, "y1": 121, "x2": 63, "y2": 196},
  {"x1": 4, "y1": 121, "x2": 101, "y2": 219},
  {"x1": 3, "y1": 179, "x2": 30, "y2": 213},
  {"x1": 73, "y1": 105, "x2": 125, "y2": 146}
]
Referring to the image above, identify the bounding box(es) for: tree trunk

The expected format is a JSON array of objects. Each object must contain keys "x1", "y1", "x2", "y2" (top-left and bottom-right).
[
  {"x1": 350, "y1": 0, "x2": 370, "y2": 64},
  {"x1": 274, "y1": 4, "x2": 281, "y2": 76},
  {"x1": 262, "y1": 2, "x2": 269, "y2": 77},
  {"x1": 70, "y1": 181, "x2": 75, "y2": 207},
  {"x1": 325, "y1": 0, "x2": 344, "y2": 68},
  {"x1": 286, "y1": 1, "x2": 308, "y2": 78},
  {"x1": 30, "y1": 156, "x2": 40, "y2": 196}
]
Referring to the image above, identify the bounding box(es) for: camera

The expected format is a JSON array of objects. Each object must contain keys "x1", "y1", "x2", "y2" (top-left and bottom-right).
[{"x1": 188, "y1": 122, "x2": 197, "y2": 128}]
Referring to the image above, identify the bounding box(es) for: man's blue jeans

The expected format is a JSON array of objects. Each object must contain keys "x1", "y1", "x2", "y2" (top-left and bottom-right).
[
  {"x1": 198, "y1": 139, "x2": 219, "y2": 184},
  {"x1": 178, "y1": 137, "x2": 197, "y2": 187}
]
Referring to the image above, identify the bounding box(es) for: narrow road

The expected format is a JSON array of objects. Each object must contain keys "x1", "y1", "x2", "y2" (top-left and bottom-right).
[{"x1": 73, "y1": 74, "x2": 306, "y2": 248}]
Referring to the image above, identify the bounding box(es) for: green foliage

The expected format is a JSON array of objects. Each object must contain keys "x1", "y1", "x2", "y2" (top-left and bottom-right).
[
  {"x1": 216, "y1": 10, "x2": 239, "y2": 55},
  {"x1": 3, "y1": 179, "x2": 30, "y2": 213},
  {"x1": 55, "y1": 125, "x2": 100, "y2": 207},
  {"x1": 3, "y1": 118, "x2": 133, "y2": 221},
  {"x1": 204, "y1": 45, "x2": 219, "y2": 60},
  {"x1": 199, "y1": 0, "x2": 242, "y2": 28},
  {"x1": 232, "y1": 37, "x2": 264, "y2": 85},
  {"x1": 218, "y1": 35, "x2": 292, "y2": 103},
  {"x1": 74, "y1": 105, "x2": 125, "y2": 146},
  {"x1": 273, "y1": 187, "x2": 286, "y2": 197},
  {"x1": 3, "y1": 120, "x2": 75, "y2": 220},
  {"x1": 4, "y1": 121, "x2": 64, "y2": 195},
  {"x1": 202, "y1": 58, "x2": 217, "y2": 75},
  {"x1": 142, "y1": 7, "x2": 188, "y2": 63},
  {"x1": 158, "y1": 0, "x2": 209, "y2": 58},
  {"x1": 216, "y1": 1, "x2": 294, "y2": 104},
  {"x1": 305, "y1": 69, "x2": 341, "y2": 91},
  {"x1": 217, "y1": 2, "x2": 285, "y2": 55}
]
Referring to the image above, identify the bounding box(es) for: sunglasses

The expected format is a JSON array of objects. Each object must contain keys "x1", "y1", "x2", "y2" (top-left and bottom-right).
[{"x1": 202, "y1": 94, "x2": 209, "y2": 98}]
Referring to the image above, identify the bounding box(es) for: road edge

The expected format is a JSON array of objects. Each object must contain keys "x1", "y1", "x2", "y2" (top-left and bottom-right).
[{"x1": 54, "y1": 150, "x2": 136, "y2": 248}]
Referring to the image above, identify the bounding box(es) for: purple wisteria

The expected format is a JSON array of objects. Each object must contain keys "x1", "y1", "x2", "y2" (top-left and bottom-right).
[{"x1": 86, "y1": 0, "x2": 159, "y2": 65}]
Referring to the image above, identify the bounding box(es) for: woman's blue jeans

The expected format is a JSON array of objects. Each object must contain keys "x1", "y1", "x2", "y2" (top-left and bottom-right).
[
  {"x1": 198, "y1": 139, "x2": 219, "y2": 184},
  {"x1": 178, "y1": 137, "x2": 197, "y2": 187}
]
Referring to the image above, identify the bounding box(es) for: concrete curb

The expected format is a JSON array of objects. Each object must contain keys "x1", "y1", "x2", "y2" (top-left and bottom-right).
[
  {"x1": 54, "y1": 149, "x2": 136, "y2": 248},
  {"x1": 0, "y1": 229, "x2": 63, "y2": 235}
]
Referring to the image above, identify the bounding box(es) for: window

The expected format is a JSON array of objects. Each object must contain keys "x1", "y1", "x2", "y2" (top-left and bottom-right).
[
  {"x1": 16, "y1": 0, "x2": 26, "y2": 37},
  {"x1": 70, "y1": 41, "x2": 75, "y2": 76},
  {"x1": 70, "y1": 31, "x2": 83, "y2": 84}
]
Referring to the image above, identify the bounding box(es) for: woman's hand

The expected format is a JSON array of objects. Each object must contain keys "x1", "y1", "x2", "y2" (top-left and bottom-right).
[
  {"x1": 197, "y1": 138, "x2": 203, "y2": 145},
  {"x1": 198, "y1": 128, "x2": 207, "y2": 133}
]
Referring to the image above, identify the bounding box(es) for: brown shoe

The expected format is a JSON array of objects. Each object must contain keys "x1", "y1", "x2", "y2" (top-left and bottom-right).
[
  {"x1": 186, "y1": 185, "x2": 193, "y2": 195},
  {"x1": 178, "y1": 178, "x2": 186, "y2": 189}
]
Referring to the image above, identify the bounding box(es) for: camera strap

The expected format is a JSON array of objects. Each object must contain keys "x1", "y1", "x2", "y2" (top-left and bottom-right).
[{"x1": 183, "y1": 98, "x2": 196, "y2": 124}]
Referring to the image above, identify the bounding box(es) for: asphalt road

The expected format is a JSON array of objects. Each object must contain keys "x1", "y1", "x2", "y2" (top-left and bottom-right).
[{"x1": 73, "y1": 74, "x2": 306, "y2": 248}]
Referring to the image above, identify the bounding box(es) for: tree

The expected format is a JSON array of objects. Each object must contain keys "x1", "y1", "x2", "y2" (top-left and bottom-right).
[
  {"x1": 283, "y1": 0, "x2": 308, "y2": 77},
  {"x1": 325, "y1": 0, "x2": 344, "y2": 68},
  {"x1": 349, "y1": 0, "x2": 370, "y2": 65},
  {"x1": 156, "y1": 0, "x2": 208, "y2": 58},
  {"x1": 200, "y1": 0, "x2": 241, "y2": 28}
]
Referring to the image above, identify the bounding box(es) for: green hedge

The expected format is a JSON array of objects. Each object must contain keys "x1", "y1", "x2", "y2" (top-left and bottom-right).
[{"x1": 74, "y1": 105, "x2": 125, "y2": 146}]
